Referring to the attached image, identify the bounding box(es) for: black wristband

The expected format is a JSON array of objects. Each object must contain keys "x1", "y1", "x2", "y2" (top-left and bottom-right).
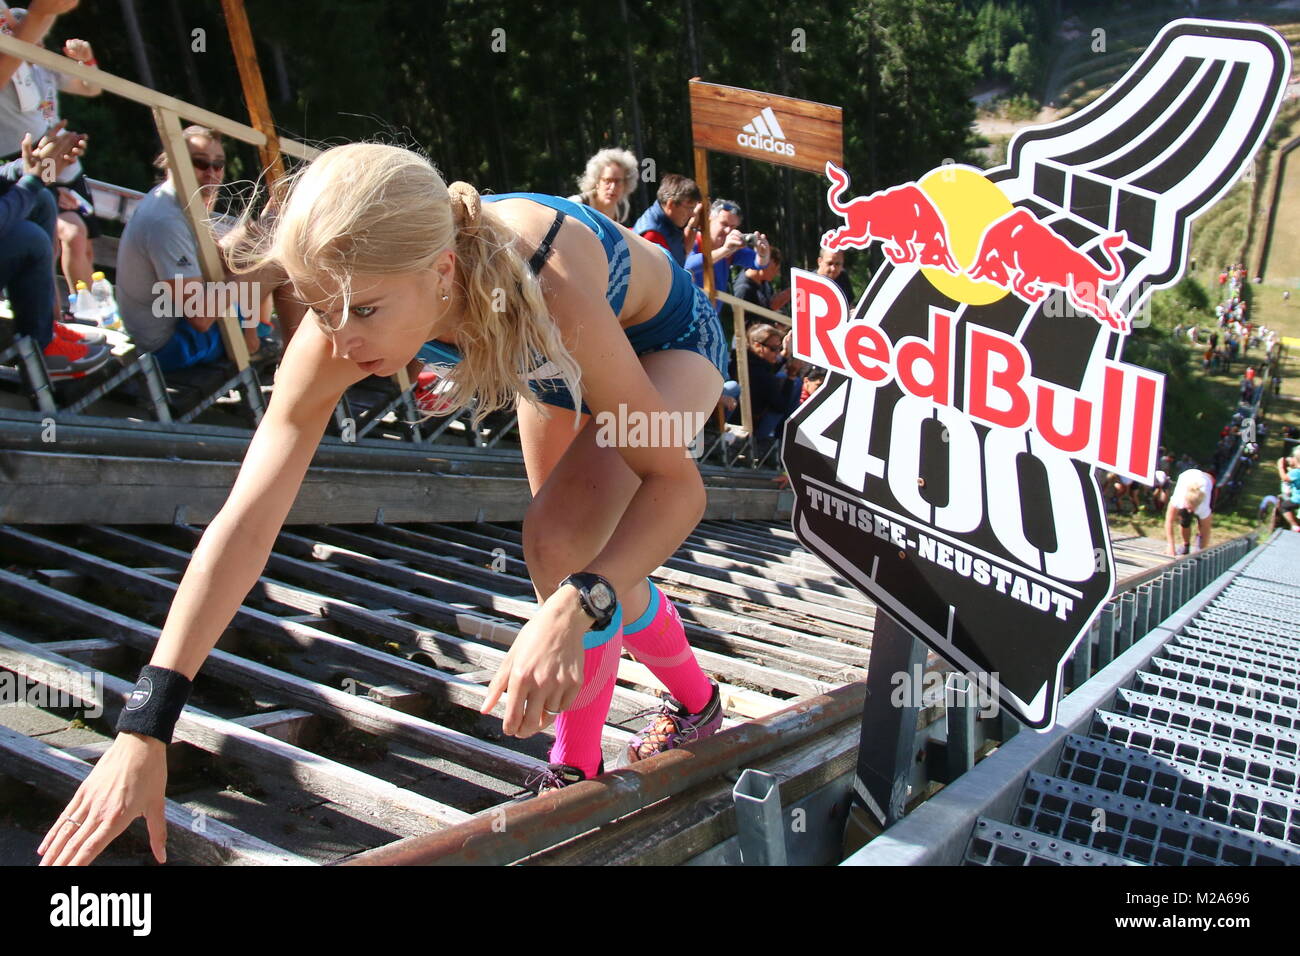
[{"x1": 115, "y1": 665, "x2": 193, "y2": 745}]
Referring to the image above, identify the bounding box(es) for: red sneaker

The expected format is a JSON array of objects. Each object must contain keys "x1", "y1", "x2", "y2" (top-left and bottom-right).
[
  {"x1": 42, "y1": 333, "x2": 111, "y2": 379},
  {"x1": 54, "y1": 320, "x2": 106, "y2": 346}
]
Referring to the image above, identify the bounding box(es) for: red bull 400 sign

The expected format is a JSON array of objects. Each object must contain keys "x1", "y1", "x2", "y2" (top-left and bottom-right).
[{"x1": 782, "y1": 19, "x2": 1290, "y2": 728}]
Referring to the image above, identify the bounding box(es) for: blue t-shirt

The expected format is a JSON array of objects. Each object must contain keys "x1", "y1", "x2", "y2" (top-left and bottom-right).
[{"x1": 685, "y1": 245, "x2": 759, "y2": 314}]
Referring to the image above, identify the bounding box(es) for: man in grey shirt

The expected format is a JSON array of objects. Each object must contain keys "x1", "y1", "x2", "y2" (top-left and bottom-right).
[{"x1": 116, "y1": 126, "x2": 287, "y2": 371}]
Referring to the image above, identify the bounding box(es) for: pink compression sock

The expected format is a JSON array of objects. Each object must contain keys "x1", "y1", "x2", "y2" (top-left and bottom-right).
[
  {"x1": 621, "y1": 581, "x2": 713, "y2": 713},
  {"x1": 549, "y1": 617, "x2": 623, "y2": 778}
]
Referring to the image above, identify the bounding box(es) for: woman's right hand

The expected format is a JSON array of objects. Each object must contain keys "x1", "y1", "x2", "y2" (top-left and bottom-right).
[{"x1": 38, "y1": 732, "x2": 169, "y2": 866}]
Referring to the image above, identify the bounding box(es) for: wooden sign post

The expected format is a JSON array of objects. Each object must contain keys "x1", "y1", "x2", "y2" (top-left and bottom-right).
[{"x1": 687, "y1": 80, "x2": 842, "y2": 454}]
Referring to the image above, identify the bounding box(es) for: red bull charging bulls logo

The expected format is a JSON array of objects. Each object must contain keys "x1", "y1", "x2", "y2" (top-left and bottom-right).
[
  {"x1": 784, "y1": 19, "x2": 1290, "y2": 728},
  {"x1": 822, "y1": 164, "x2": 1131, "y2": 332}
]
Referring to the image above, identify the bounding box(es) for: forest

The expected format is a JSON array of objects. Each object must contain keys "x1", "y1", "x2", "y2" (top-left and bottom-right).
[{"x1": 42, "y1": 0, "x2": 1089, "y2": 274}]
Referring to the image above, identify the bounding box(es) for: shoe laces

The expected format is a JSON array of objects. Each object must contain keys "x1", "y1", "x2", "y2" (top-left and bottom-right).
[
  {"x1": 630, "y1": 699, "x2": 699, "y2": 746},
  {"x1": 523, "y1": 763, "x2": 585, "y2": 793}
]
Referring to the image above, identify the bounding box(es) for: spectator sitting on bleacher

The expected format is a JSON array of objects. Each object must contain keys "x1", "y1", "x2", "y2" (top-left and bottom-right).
[
  {"x1": 728, "y1": 323, "x2": 802, "y2": 447},
  {"x1": 115, "y1": 125, "x2": 291, "y2": 373},
  {"x1": 0, "y1": 120, "x2": 109, "y2": 377},
  {"x1": 0, "y1": 4, "x2": 101, "y2": 296},
  {"x1": 733, "y1": 246, "x2": 784, "y2": 312},
  {"x1": 632, "y1": 173, "x2": 700, "y2": 267}
]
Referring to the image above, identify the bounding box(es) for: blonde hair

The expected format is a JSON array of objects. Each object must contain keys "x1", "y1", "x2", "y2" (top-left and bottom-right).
[
  {"x1": 228, "y1": 143, "x2": 582, "y2": 427},
  {"x1": 1184, "y1": 483, "x2": 1206, "y2": 513},
  {"x1": 576, "y1": 147, "x2": 638, "y2": 222}
]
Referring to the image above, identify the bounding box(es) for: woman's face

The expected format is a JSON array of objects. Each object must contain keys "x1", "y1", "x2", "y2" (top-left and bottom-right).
[
  {"x1": 297, "y1": 266, "x2": 448, "y2": 376},
  {"x1": 598, "y1": 164, "x2": 626, "y2": 205}
]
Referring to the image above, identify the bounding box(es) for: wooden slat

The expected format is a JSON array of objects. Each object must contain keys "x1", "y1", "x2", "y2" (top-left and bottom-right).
[
  {"x1": 452, "y1": 613, "x2": 761, "y2": 721},
  {"x1": 364, "y1": 524, "x2": 865, "y2": 678},
  {"x1": 221, "y1": 0, "x2": 287, "y2": 185},
  {"x1": 21, "y1": 524, "x2": 628, "y2": 746},
  {"x1": 0, "y1": 31, "x2": 317, "y2": 160},
  {"x1": 39, "y1": 638, "x2": 125, "y2": 670},
  {"x1": 0, "y1": 723, "x2": 310, "y2": 865},
  {"x1": 0, "y1": 567, "x2": 546, "y2": 787},
  {"x1": 283, "y1": 529, "x2": 833, "y2": 697},
  {"x1": 715, "y1": 291, "x2": 793, "y2": 330},
  {"x1": 0, "y1": 451, "x2": 782, "y2": 525},
  {"x1": 527, "y1": 715, "x2": 860, "y2": 865},
  {"x1": 231, "y1": 708, "x2": 318, "y2": 746},
  {"x1": 0, "y1": 630, "x2": 469, "y2": 831},
  {"x1": 68, "y1": 526, "x2": 643, "y2": 744},
  {"x1": 469, "y1": 521, "x2": 874, "y2": 640},
  {"x1": 327, "y1": 522, "x2": 875, "y2": 654},
  {"x1": 472, "y1": 523, "x2": 873, "y2": 652}
]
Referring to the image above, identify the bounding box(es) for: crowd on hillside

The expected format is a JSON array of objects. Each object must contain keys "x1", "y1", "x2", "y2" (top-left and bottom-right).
[{"x1": 1108, "y1": 262, "x2": 1296, "y2": 554}]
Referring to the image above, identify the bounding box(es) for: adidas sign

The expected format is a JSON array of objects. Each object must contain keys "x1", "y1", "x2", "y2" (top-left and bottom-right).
[{"x1": 737, "y1": 107, "x2": 795, "y2": 157}]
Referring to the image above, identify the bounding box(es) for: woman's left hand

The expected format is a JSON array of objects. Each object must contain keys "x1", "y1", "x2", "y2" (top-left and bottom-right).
[{"x1": 480, "y1": 592, "x2": 589, "y2": 738}]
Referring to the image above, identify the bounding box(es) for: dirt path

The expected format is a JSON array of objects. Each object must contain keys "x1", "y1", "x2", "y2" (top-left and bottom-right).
[{"x1": 973, "y1": 105, "x2": 1063, "y2": 142}]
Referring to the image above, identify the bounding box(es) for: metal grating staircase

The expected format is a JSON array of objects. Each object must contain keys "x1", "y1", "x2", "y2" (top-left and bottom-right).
[
  {"x1": 964, "y1": 533, "x2": 1300, "y2": 866},
  {"x1": 844, "y1": 531, "x2": 1299, "y2": 867}
]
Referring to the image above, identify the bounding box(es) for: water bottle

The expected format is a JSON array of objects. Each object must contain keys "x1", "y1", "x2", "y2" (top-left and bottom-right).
[
  {"x1": 90, "y1": 271, "x2": 122, "y2": 331},
  {"x1": 71, "y1": 280, "x2": 96, "y2": 323}
]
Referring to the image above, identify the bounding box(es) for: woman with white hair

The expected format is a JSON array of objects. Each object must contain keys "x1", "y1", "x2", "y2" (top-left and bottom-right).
[
  {"x1": 569, "y1": 147, "x2": 638, "y2": 224},
  {"x1": 1165, "y1": 467, "x2": 1215, "y2": 555},
  {"x1": 39, "y1": 142, "x2": 732, "y2": 865}
]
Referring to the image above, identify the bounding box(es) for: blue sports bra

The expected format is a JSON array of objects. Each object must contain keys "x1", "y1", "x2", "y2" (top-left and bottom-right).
[{"x1": 415, "y1": 192, "x2": 631, "y2": 372}]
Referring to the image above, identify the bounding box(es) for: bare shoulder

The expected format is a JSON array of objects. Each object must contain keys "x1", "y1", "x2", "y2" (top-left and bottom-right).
[{"x1": 484, "y1": 198, "x2": 607, "y2": 298}]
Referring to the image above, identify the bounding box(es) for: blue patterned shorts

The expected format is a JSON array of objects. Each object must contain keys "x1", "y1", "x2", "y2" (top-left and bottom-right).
[{"x1": 528, "y1": 262, "x2": 729, "y2": 414}]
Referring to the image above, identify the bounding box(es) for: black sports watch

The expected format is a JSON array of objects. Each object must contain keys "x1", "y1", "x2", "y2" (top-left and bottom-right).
[{"x1": 561, "y1": 572, "x2": 617, "y2": 631}]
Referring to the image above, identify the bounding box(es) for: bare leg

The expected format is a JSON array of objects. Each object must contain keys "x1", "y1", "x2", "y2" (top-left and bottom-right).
[
  {"x1": 56, "y1": 213, "x2": 93, "y2": 292},
  {"x1": 518, "y1": 349, "x2": 722, "y2": 621}
]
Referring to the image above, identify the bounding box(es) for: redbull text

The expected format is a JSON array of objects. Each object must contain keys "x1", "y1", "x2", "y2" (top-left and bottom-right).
[{"x1": 791, "y1": 270, "x2": 1162, "y2": 481}]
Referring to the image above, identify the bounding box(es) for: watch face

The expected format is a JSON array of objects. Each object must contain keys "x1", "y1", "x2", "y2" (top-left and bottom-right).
[{"x1": 589, "y1": 582, "x2": 614, "y2": 611}]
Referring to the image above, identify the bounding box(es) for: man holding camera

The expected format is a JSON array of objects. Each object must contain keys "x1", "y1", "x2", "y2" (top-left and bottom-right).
[{"x1": 685, "y1": 198, "x2": 770, "y2": 317}]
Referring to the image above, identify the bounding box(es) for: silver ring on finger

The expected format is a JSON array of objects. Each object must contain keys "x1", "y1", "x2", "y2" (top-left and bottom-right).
[{"x1": 62, "y1": 818, "x2": 83, "y2": 829}]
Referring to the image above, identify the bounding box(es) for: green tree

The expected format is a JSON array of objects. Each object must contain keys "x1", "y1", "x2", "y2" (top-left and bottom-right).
[{"x1": 1006, "y1": 41, "x2": 1035, "y2": 92}]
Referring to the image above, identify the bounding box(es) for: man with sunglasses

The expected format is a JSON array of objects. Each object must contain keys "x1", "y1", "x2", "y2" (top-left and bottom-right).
[
  {"x1": 729, "y1": 322, "x2": 802, "y2": 449},
  {"x1": 115, "y1": 125, "x2": 291, "y2": 373},
  {"x1": 684, "y1": 198, "x2": 770, "y2": 317}
]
